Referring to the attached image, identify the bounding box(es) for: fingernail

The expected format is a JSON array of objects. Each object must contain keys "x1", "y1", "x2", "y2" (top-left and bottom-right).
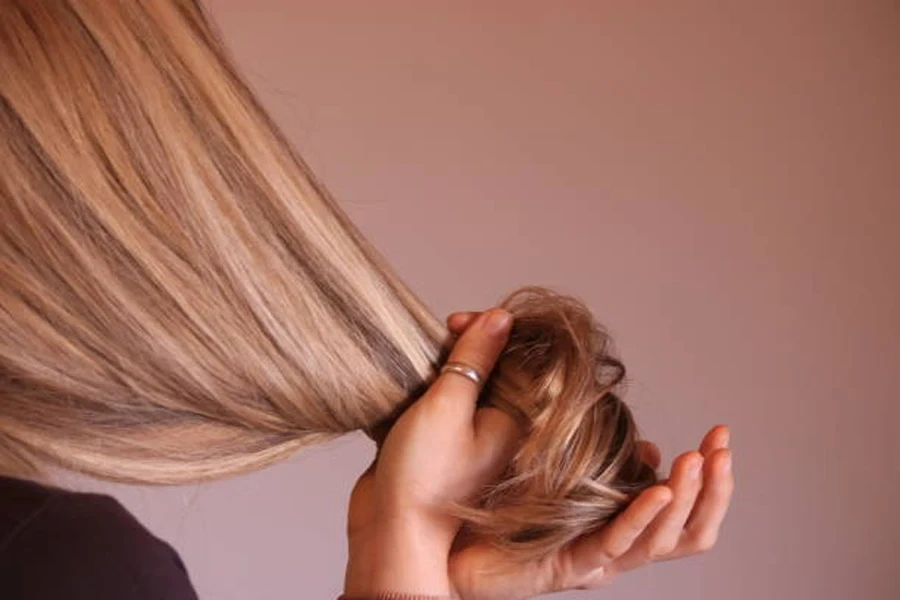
[
  {"x1": 483, "y1": 309, "x2": 512, "y2": 334},
  {"x1": 723, "y1": 452, "x2": 732, "y2": 473}
]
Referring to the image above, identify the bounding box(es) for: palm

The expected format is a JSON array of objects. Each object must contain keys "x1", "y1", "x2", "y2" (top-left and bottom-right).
[{"x1": 449, "y1": 539, "x2": 560, "y2": 600}]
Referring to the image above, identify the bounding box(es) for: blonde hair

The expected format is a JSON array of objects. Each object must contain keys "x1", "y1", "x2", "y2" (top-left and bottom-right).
[{"x1": 0, "y1": 0, "x2": 654, "y2": 558}]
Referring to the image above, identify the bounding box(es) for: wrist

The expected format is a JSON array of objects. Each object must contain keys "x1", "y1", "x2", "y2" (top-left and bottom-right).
[{"x1": 345, "y1": 513, "x2": 456, "y2": 598}]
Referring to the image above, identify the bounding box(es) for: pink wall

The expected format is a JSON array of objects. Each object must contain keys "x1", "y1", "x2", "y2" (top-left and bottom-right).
[{"x1": 79, "y1": 1, "x2": 900, "y2": 598}]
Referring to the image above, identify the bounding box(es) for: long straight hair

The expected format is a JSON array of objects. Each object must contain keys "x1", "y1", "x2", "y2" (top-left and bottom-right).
[{"x1": 0, "y1": 0, "x2": 654, "y2": 558}]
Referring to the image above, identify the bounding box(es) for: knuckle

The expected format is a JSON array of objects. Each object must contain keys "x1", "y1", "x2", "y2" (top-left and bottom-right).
[
  {"x1": 595, "y1": 544, "x2": 622, "y2": 564},
  {"x1": 647, "y1": 540, "x2": 676, "y2": 559},
  {"x1": 692, "y1": 532, "x2": 719, "y2": 553},
  {"x1": 546, "y1": 552, "x2": 573, "y2": 592},
  {"x1": 466, "y1": 347, "x2": 494, "y2": 372}
]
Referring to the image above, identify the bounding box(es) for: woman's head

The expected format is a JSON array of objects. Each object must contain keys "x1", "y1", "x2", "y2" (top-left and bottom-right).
[{"x1": 0, "y1": 0, "x2": 653, "y2": 558}]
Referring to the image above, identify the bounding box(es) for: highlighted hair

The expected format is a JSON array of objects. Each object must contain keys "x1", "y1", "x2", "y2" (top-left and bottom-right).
[{"x1": 0, "y1": 0, "x2": 654, "y2": 558}]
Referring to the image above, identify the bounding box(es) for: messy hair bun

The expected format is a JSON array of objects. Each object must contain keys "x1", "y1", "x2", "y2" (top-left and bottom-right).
[{"x1": 462, "y1": 287, "x2": 656, "y2": 557}]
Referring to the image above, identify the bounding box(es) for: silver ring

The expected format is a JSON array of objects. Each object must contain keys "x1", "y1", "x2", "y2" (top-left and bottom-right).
[{"x1": 440, "y1": 361, "x2": 484, "y2": 387}]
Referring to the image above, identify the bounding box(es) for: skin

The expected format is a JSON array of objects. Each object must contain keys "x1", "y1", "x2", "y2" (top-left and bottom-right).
[{"x1": 345, "y1": 308, "x2": 734, "y2": 599}]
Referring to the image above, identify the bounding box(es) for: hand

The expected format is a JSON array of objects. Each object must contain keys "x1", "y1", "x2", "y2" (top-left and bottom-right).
[
  {"x1": 345, "y1": 308, "x2": 520, "y2": 598},
  {"x1": 443, "y1": 312, "x2": 734, "y2": 600},
  {"x1": 345, "y1": 309, "x2": 735, "y2": 600}
]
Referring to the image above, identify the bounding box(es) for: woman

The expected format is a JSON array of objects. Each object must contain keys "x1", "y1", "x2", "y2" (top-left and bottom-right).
[{"x1": 0, "y1": 1, "x2": 733, "y2": 598}]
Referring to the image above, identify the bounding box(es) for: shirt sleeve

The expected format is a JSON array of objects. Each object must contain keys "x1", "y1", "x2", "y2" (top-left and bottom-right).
[
  {"x1": 0, "y1": 490, "x2": 199, "y2": 600},
  {"x1": 338, "y1": 594, "x2": 454, "y2": 599}
]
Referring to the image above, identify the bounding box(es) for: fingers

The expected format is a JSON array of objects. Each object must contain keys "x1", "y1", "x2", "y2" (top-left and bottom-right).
[
  {"x1": 604, "y1": 431, "x2": 733, "y2": 575},
  {"x1": 641, "y1": 451, "x2": 704, "y2": 558},
  {"x1": 565, "y1": 486, "x2": 672, "y2": 578},
  {"x1": 427, "y1": 308, "x2": 513, "y2": 421},
  {"x1": 447, "y1": 311, "x2": 480, "y2": 333},
  {"x1": 683, "y1": 447, "x2": 733, "y2": 552},
  {"x1": 637, "y1": 440, "x2": 661, "y2": 471},
  {"x1": 699, "y1": 425, "x2": 729, "y2": 457}
]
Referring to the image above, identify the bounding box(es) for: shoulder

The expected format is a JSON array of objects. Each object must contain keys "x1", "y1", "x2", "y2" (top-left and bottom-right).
[{"x1": 0, "y1": 476, "x2": 198, "y2": 600}]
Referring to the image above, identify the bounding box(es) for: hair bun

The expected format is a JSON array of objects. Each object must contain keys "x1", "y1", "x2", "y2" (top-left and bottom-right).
[{"x1": 459, "y1": 286, "x2": 656, "y2": 559}]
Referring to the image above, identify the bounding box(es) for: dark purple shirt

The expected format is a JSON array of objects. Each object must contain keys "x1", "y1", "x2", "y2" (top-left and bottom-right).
[{"x1": 0, "y1": 475, "x2": 198, "y2": 599}]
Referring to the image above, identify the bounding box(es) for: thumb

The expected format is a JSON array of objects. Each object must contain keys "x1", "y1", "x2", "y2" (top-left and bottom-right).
[{"x1": 425, "y1": 308, "x2": 512, "y2": 424}]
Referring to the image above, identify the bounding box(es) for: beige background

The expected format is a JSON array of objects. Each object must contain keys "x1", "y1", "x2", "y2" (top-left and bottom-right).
[{"x1": 78, "y1": 1, "x2": 899, "y2": 598}]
